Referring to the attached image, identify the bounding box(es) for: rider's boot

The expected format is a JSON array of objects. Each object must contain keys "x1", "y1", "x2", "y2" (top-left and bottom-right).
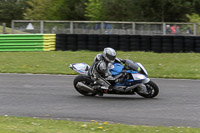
[{"x1": 93, "y1": 85, "x2": 104, "y2": 96}]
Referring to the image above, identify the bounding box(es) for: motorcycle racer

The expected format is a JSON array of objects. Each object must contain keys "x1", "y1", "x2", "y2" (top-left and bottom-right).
[
  {"x1": 88, "y1": 48, "x2": 116, "y2": 94},
  {"x1": 88, "y1": 47, "x2": 146, "y2": 95},
  {"x1": 70, "y1": 48, "x2": 159, "y2": 98}
]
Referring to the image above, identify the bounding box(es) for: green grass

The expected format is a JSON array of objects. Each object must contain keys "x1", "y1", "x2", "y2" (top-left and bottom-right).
[
  {"x1": 0, "y1": 51, "x2": 199, "y2": 79},
  {"x1": 0, "y1": 116, "x2": 199, "y2": 133},
  {"x1": 0, "y1": 51, "x2": 200, "y2": 132},
  {"x1": 0, "y1": 25, "x2": 27, "y2": 34}
]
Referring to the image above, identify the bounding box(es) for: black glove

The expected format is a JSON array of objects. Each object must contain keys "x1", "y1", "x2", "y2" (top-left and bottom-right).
[{"x1": 121, "y1": 59, "x2": 126, "y2": 64}]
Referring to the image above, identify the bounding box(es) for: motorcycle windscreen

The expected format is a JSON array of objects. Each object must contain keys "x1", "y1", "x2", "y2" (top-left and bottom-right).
[
  {"x1": 136, "y1": 63, "x2": 148, "y2": 76},
  {"x1": 69, "y1": 63, "x2": 90, "y2": 74}
]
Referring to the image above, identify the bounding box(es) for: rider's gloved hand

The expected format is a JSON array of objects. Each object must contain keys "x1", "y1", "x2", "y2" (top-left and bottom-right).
[
  {"x1": 118, "y1": 58, "x2": 126, "y2": 64},
  {"x1": 121, "y1": 59, "x2": 126, "y2": 64}
]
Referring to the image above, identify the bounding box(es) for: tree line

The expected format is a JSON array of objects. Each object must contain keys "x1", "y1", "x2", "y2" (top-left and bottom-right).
[{"x1": 1, "y1": 0, "x2": 200, "y2": 26}]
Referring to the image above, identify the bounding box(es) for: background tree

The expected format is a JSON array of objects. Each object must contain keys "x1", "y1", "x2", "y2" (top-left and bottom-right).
[
  {"x1": 2, "y1": 0, "x2": 200, "y2": 26},
  {"x1": 84, "y1": 0, "x2": 105, "y2": 20},
  {"x1": 24, "y1": 0, "x2": 51, "y2": 20},
  {"x1": 102, "y1": 0, "x2": 135, "y2": 21},
  {"x1": 24, "y1": 0, "x2": 87, "y2": 20},
  {"x1": 191, "y1": 0, "x2": 200, "y2": 15},
  {"x1": 0, "y1": 0, "x2": 27, "y2": 26},
  {"x1": 85, "y1": 0, "x2": 199, "y2": 22},
  {"x1": 186, "y1": 13, "x2": 200, "y2": 23}
]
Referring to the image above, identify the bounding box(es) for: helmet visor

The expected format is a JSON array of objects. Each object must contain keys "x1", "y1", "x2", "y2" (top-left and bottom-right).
[{"x1": 106, "y1": 53, "x2": 116, "y2": 61}]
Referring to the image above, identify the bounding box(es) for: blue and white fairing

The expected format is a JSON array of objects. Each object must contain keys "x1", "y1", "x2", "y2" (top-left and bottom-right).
[
  {"x1": 69, "y1": 61, "x2": 149, "y2": 85},
  {"x1": 110, "y1": 62, "x2": 149, "y2": 86},
  {"x1": 69, "y1": 63, "x2": 90, "y2": 75}
]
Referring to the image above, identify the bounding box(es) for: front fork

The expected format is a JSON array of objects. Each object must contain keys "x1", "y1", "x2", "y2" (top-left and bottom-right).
[{"x1": 138, "y1": 78, "x2": 150, "y2": 94}]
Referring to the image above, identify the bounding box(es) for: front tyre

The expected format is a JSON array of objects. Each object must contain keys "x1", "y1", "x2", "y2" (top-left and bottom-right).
[
  {"x1": 136, "y1": 80, "x2": 159, "y2": 98},
  {"x1": 73, "y1": 75, "x2": 97, "y2": 96}
]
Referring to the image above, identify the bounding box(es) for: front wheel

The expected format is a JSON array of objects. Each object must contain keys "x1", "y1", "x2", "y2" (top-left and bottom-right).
[
  {"x1": 73, "y1": 75, "x2": 97, "y2": 96},
  {"x1": 136, "y1": 80, "x2": 159, "y2": 98}
]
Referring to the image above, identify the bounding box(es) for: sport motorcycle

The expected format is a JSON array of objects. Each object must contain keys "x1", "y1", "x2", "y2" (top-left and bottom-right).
[{"x1": 69, "y1": 59, "x2": 159, "y2": 98}]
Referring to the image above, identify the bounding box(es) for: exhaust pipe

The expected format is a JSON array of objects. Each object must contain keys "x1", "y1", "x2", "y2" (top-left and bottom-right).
[{"x1": 76, "y1": 82, "x2": 94, "y2": 92}]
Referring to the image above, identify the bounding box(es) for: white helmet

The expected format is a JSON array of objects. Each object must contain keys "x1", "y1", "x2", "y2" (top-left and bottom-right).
[{"x1": 102, "y1": 47, "x2": 116, "y2": 62}]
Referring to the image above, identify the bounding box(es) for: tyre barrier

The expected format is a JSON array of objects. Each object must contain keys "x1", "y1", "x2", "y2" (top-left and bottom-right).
[
  {"x1": 55, "y1": 34, "x2": 200, "y2": 53},
  {"x1": 0, "y1": 34, "x2": 56, "y2": 51},
  {"x1": 195, "y1": 36, "x2": 200, "y2": 52},
  {"x1": 119, "y1": 35, "x2": 130, "y2": 51},
  {"x1": 1, "y1": 34, "x2": 199, "y2": 53}
]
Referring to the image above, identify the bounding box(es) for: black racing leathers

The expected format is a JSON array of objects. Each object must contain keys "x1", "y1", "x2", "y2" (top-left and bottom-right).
[{"x1": 88, "y1": 54, "x2": 113, "y2": 89}]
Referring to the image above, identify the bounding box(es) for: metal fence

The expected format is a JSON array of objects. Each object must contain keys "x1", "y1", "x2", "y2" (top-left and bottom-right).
[
  {"x1": 0, "y1": 23, "x2": 6, "y2": 34},
  {"x1": 11, "y1": 20, "x2": 200, "y2": 35}
]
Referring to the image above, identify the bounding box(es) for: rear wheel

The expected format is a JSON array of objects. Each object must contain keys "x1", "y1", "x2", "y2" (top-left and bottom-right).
[
  {"x1": 136, "y1": 80, "x2": 159, "y2": 98},
  {"x1": 73, "y1": 75, "x2": 97, "y2": 96}
]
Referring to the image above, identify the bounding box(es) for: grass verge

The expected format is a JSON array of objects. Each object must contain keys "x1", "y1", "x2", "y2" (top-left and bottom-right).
[
  {"x1": 0, "y1": 51, "x2": 199, "y2": 79},
  {"x1": 0, "y1": 116, "x2": 199, "y2": 133},
  {"x1": 0, "y1": 25, "x2": 28, "y2": 34},
  {"x1": 0, "y1": 51, "x2": 200, "y2": 132}
]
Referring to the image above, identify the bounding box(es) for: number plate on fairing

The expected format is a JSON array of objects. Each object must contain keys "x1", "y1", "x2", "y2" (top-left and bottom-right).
[{"x1": 131, "y1": 74, "x2": 146, "y2": 80}]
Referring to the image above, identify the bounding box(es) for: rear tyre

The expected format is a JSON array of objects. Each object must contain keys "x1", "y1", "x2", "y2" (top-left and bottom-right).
[
  {"x1": 73, "y1": 75, "x2": 97, "y2": 96},
  {"x1": 136, "y1": 80, "x2": 159, "y2": 98}
]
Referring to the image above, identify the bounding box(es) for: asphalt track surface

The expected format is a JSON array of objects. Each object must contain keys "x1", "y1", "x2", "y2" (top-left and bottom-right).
[{"x1": 0, "y1": 73, "x2": 200, "y2": 127}]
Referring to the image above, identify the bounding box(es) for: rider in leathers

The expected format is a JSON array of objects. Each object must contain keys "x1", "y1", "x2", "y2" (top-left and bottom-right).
[
  {"x1": 89, "y1": 47, "x2": 146, "y2": 95},
  {"x1": 89, "y1": 48, "x2": 117, "y2": 91}
]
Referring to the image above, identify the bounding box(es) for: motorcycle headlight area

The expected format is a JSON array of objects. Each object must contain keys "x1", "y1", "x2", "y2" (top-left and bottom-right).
[{"x1": 132, "y1": 74, "x2": 146, "y2": 80}]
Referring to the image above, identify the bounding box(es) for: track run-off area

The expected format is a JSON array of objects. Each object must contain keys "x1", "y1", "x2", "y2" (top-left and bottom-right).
[{"x1": 0, "y1": 73, "x2": 200, "y2": 127}]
